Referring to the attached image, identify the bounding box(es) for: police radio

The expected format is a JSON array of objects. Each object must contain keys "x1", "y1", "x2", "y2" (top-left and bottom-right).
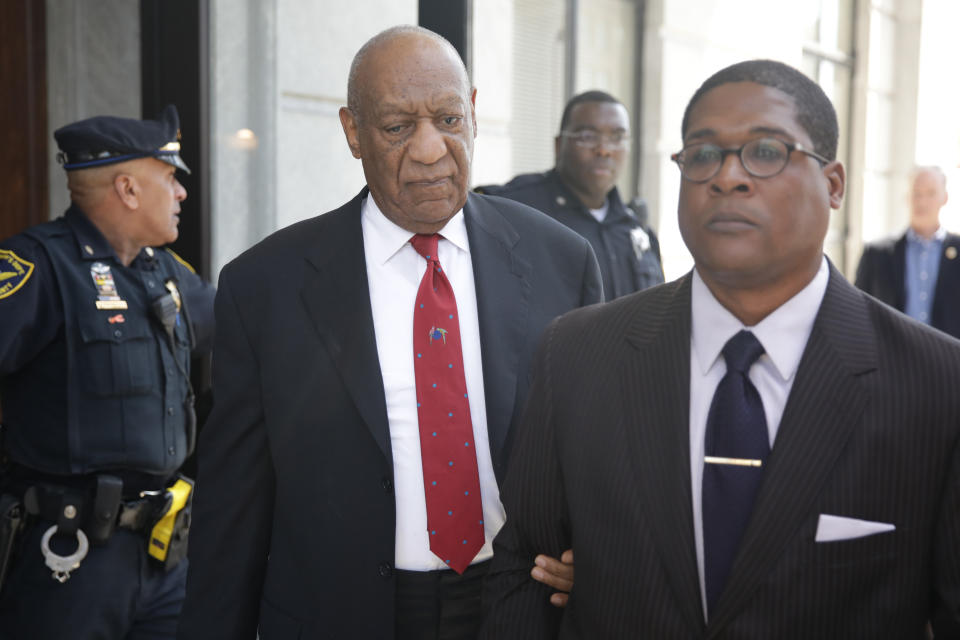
[
  {"x1": 150, "y1": 278, "x2": 181, "y2": 343},
  {"x1": 150, "y1": 278, "x2": 197, "y2": 456}
]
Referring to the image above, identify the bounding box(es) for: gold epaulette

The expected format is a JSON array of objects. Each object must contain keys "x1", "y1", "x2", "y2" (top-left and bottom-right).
[{"x1": 164, "y1": 248, "x2": 197, "y2": 274}]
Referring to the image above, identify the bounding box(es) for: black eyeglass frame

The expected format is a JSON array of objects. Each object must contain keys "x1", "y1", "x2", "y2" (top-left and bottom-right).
[
  {"x1": 559, "y1": 130, "x2": 631, "y2": 150},
  {"x1": 670, "y1": 138, "x2": 831, "y2": 183}
]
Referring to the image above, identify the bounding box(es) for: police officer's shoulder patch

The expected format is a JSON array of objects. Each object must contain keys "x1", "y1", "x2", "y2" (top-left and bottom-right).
[
  {"x1": 164, "y1": 248, "x2": 197, "y2": 274},
  {"x1": 0, "y1": 249, "x2": 35, "y2": 299}
]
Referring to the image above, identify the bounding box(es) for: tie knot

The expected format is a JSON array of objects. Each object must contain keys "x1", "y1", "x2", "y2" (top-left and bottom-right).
[
  {"x1": 410, "y1": 234, "x2": 440, "y2": 261},
  {"x1": 722, "y1": 330, "x2": 765, "y2": 374}
]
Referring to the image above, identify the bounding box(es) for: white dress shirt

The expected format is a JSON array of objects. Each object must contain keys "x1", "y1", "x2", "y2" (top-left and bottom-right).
[
  {"x1": 361, "y1": 194, "x2": 505, "y2": 571},
  {"x1": 587, "y1": 200, "x2": 610, "y2": 223},
  {"x1": 689, "y1": 257, "x2": 829, "y2": 617}
]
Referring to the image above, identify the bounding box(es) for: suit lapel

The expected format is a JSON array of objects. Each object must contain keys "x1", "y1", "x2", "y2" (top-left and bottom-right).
[
  {"x1": 932, "y1": 233, "x2": 960, "y2": 323},
  {"x1": 705, "y1": 265, "x2": 879, "y2": 635},
  {"x1": 463, "y1": 193, "x2": 531, "y2": 471},
  {"x1": 893, "y1": 234, "x2": 907, "y2": 310},
  {"x1": 620, "y1": 275, "x2": 706, "y2": 636},
  {"x1": 299, "y1": 190, "x2": 392, "y2": 462}
]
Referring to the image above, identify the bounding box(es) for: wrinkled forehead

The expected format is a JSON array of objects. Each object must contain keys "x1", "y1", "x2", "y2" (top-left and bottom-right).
[
  {"x1": 684, "y1": 82, "x2": 807, "y2": 145},
  {"x1": 358, "y1": 35, "x2": 470, "y2": 106},
  {"x1": 566, "y1": 101, "x2": 629, "y2": 131}
]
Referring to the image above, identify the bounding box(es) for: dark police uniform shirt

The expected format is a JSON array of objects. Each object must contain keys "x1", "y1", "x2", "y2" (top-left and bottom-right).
[
  {"x1": 478, "y1": 169, "x2": 664, "y2": 299},
  {"x1": 0, "y1": 206, "x2": 214, "y2": 482}
]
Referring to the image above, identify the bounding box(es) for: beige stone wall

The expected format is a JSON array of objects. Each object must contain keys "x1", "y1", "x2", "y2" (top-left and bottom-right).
[{"x1": 209, "y1": 0, "x2": 417, "y2": 275}]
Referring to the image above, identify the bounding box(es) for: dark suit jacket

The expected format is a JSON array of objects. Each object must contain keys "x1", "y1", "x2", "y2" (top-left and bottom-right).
[
  {"x1": 855, "y1": 231, "x2": 960, "y2": 339},
  {"x1": 482, "y1": 265, "x2": 960, "y2": 639},
  {"x1": 176, "y1": 189, "x2": 602, "y2": 639}
]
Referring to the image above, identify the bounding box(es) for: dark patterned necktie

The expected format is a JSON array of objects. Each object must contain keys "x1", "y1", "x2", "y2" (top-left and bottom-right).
[
  {"x1": 702, "y1": 330, "x2": 769, "y2": 613},
  {"x1": 410, "y1": 233, "x2": 483, "y2": 574}
]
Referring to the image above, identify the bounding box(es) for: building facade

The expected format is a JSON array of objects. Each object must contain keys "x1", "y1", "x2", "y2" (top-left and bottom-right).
[{"x1": 3, "y1": 0, "x2": 958, "y2": 282}]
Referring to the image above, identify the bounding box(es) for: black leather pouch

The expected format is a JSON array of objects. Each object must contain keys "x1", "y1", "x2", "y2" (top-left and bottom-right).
[{"x1": 0, "y1": 494, "x2": 25, "y2": 591}]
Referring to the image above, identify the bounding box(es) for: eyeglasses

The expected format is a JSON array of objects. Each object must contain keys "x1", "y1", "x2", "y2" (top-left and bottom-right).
[
  {"x1": 560, "y1": 130, "x2": 630, "y2": 150},
  {"x1": 670, "y1": 138, "x2": 830, "y2": 183}
]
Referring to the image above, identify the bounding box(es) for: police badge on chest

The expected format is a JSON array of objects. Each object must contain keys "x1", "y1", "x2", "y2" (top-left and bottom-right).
[{"x1": 630, "y1": 227, "x2": 651, "y2": 259}]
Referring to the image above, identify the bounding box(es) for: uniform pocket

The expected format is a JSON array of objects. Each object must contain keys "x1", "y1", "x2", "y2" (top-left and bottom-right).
[{"x1": 76, "y1": 314, "x2": 157, "y2": 396}]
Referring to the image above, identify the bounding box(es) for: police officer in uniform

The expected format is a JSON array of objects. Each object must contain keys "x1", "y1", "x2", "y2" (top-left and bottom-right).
[
  {"x1": 0, "y1": 105, "x2": 214, "y2": 638},
  {"x1": 478, "y1": 90, "x2": 664, "y2": 299}
]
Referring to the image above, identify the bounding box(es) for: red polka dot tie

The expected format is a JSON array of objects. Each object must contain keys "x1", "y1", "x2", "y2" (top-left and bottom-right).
[{"x1": 410, "y1": 233, "x2": 483, "y2": 574}]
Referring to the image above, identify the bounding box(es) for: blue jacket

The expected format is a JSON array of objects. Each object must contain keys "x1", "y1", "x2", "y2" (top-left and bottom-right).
[
  {"x1": 478, "y1": 170, "x2": 663, "y2": 299},
  {"x1": 0, "y1": 206, "x2": 215, "y2": 478}
]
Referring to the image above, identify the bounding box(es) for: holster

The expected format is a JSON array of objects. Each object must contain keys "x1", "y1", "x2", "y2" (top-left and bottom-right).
[
  {"x1": 147, "y1": 475, "x2": 193, "y2": 571},
  {"x1": 86, "y1": 475, "x2": 123, "y2": 544},
  {"x1": 0, "y1": 494, "x2": 26, "y2": 592},
  {"x1": 22, "y1": 474, "x2": 123, "y2": 545}
]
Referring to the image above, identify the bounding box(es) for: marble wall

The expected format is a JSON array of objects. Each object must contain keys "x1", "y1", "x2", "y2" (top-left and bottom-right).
[
  {"x1": 45, "y1": 0, "x2": 141, "y2": 219},
  {"x1": 47, "y1": 1, "x2": 930, "y2": 280},
  {"x1": 209, "y1": 0, "x2": 417, "y2": 275}
]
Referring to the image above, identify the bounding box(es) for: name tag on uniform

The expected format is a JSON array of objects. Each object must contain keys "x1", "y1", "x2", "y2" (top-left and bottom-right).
[{"x1": 95, "y1": 300, "x2": 128, "y2": 310}]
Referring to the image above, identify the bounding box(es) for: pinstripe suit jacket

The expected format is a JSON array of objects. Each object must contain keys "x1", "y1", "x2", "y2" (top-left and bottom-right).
[{"x1": 482, "y1": 264, "x2": 960, "y2": 639}]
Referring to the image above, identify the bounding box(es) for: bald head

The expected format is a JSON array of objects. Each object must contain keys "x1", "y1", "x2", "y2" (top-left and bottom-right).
[
  {"x1": 346, "y1": 26, "x2": 470, "y2": 122},
  {"x1": 66, "y1": 158, "x2": 159, "y2": 211},
  {"x1": 64, "y1": 157, "x2": 187, "y2": 265},
  {"x1": 910, "y1": 166, "x2": 948, "y2": 238},
  {"x1": 338, "y1": 25, "x2": 478, "y2": 234}
]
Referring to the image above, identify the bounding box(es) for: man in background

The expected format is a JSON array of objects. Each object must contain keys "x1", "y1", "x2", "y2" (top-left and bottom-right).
[
  {"x1": 855, "y1": 166, "x2": 960, "y2": 339},
  {"x1": 177, "y1": 26, "x2": 600, "y2": 640},
  {"x1": 0, "y1": 106, "x2": 214, "y2": 638},
  {"x1": 479, "y1": 91, "x2": 663, "y2": 299}
]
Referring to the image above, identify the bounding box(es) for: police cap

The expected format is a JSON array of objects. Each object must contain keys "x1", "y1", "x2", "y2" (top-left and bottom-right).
[{"x1": 54, "y1": 104, "x2": 191, "y2": 174}]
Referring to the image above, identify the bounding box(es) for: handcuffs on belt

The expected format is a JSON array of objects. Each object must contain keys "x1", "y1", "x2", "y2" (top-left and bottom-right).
[
  {"x1": 24, "y1": 474, "x2": 193, "y2": 582},
  {"x1": 40, "y1": 522, "x2": 88, "y2": 583}
]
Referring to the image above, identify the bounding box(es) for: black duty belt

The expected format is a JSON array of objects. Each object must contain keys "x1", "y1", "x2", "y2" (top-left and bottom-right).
[
  {"x1": 20, "y1": 476, "x2": 170, "y2": 545},
  {"x1": 0, "y1": 471, "x2": 192, "y2": 584}
]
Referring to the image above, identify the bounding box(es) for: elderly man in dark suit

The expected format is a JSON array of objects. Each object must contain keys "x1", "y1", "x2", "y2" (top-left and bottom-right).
[
  {"x1": 482, "y1": 59, "x2": 960, "y2": 638},
  {"x1": 855, "y1": 166, "x2": 960, "y2": 339},
  {"x1": 176, "y1": 25, "x2": 601, "y2": 640}
]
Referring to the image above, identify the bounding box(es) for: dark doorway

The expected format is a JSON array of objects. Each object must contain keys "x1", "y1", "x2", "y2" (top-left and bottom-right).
[
  {"x1": 419, "y1": 0, "x2": 471, "y2": 70},
  {"x1": 0, "y1": 0, "x2": 48, "y2": 240},
  {"x1": 141, "y1": 0, "x2": 211, "y2": 281},
  {"x1": 141, "y1": 0, "x2": 212, "y2": 473}
]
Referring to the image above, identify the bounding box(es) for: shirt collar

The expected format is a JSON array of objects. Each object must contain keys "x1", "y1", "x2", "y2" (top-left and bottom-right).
[
  {"x1": 547, "y1": 169, "x2": 631, "y2": 223},
  {"x1": 906, "y1": 225, "x2": 946, "y2": 244},
  {"x1": 65, "y1": 205, "x2": 118, "y2": 261},
  {"x1": 361, "y1": 193, "x2": 469, "y2": 265},
  {"x1": 691, "y1": 256, "x2": 829, "y2": 382}
]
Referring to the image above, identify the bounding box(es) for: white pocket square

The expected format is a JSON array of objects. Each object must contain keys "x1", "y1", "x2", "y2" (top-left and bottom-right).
[{"x1": 815, "y1": 514, "x2": 895, "y2": 542}]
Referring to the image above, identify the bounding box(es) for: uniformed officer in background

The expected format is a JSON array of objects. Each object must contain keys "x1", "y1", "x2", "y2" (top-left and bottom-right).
[
  {"x1": 478, "y1": 90, "x2": 664, "y2": 299},
  {"x1": 0, "y1": 105, "x2": 215, "y2": 638}
]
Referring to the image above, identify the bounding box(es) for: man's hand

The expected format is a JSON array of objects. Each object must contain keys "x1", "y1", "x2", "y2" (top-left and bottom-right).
[{"x1": 530, "y1": 549, "x2": 574, "y2": 607}]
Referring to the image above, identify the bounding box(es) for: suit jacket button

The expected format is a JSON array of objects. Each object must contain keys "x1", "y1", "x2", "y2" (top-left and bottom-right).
[
  {"x1": 378, "y1": 562, "x2": 393, "y2": 577},
  {"x1": 381, "y1": 477, "x2": 393, "y2": 493}
]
